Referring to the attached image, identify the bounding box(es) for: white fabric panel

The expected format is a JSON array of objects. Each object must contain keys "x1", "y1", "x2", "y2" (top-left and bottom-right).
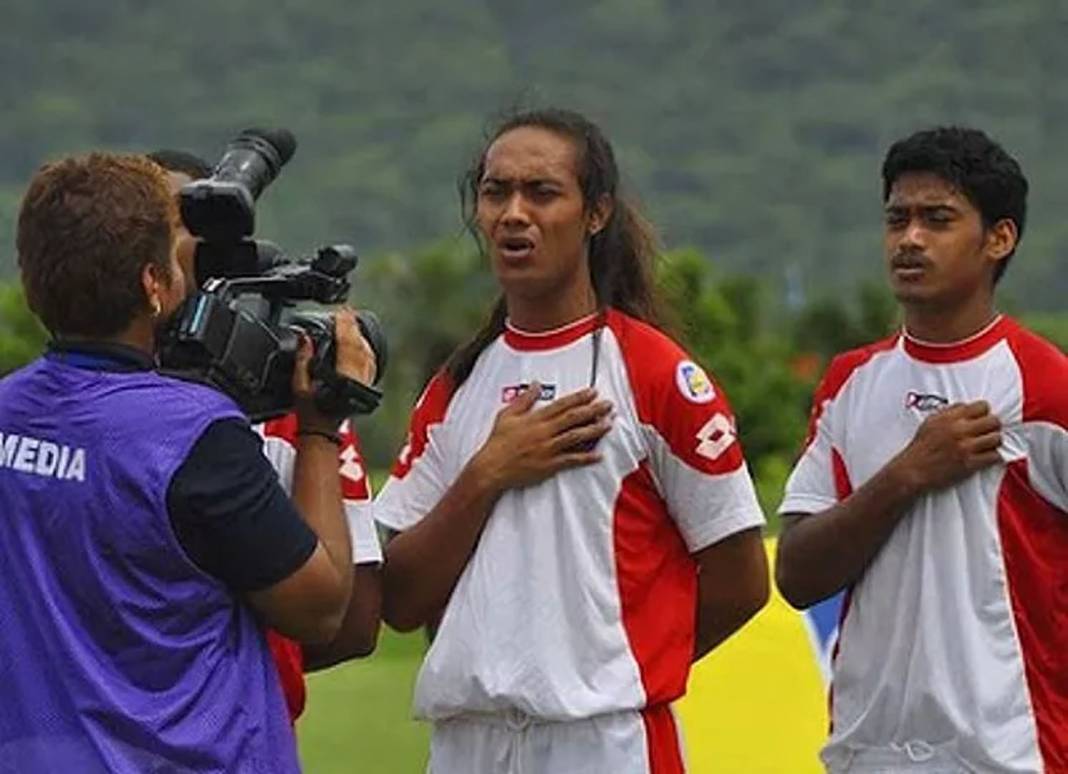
[
  {"x1": 643, "y1": 425, "x2": 764, "y2": 551},
  {"x1": 1016, "y1": 421, "x2": 1068, "y2": 513},
  {"x1": 375, "y1": 421, "x2": 452, "y2": 532}
]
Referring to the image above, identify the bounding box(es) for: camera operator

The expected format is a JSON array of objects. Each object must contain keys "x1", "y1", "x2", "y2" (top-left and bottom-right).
[
  {"x1": 149, "y1": 148, "x2": 383, "y2": 723},
  {"x1": 0, "y1": 152, "x2": 370, "y2": 773}
]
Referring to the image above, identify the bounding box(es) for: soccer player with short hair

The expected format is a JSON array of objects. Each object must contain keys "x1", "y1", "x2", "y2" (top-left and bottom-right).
[
  {"x1": 776, "y1": 127, "x2": 1068, "y2": 772},
  {"x1": 375, "y1": 108, "x2": 770, "y2": 773}
]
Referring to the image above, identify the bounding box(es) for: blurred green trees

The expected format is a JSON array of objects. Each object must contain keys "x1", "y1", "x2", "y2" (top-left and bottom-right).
[
  {"x1": 2, "y1": 1, "x2": 1068, "y2": 309},
  {"x1": 4, "y1": 0, "x2": 1067, "y2": 509},
  {"x1": 0, "y1": 282, "x2": 46, "y2": 374},
  {"x1": 3, "y1": 242, "x2": 1064, "y2": 521}
]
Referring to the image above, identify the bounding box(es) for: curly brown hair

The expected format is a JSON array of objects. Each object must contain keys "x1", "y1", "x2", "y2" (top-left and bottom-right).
[{"x1": 16, "y1": 152, "x2": 177, "y2": 338}]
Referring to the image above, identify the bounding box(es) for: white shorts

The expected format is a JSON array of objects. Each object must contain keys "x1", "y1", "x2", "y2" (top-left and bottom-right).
[
  {"x1": 427, "y1": 705, "x2": 686, "y2": 774},
  {"x1": 824, "y1": 741, "x2": 973, "y2": 773}
]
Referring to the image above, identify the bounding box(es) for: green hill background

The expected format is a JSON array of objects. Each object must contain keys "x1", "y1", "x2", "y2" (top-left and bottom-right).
[{"x1": 3, "y1": 1, "x2": 1066, "y2": 308}]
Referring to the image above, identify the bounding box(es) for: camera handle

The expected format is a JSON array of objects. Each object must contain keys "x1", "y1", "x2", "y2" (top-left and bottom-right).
[{"x1": 314, "y1": 373, "x2": 383, "y2": 417}]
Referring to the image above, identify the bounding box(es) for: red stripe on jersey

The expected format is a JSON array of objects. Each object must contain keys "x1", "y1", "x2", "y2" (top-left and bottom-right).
[
  {"x1": 830, "y1": 447, "x2": 852, "y2": 501},
  {"x1": 260, "y1": 414, "x2": 371, "y2": 501},
  {"x1": 800, "y1": 336, "x2": 898, "y2": 455},
  {"x1": 1004, "y1": 319, "x2": 1068, "y2": 430},
  {"x1": 614, "y1": 461, "x2": 697, "y2": 705},
  {"x1": 997, "y1": 459, "x2": 1068, "y2": 771},
  {"x1": 266, "y1": 630, "x2": 306, "y2": 723},
  {"x1": 606, "y1": 309, "x2": 745, "y2": 476},
  {"x1": 503, "y1": 312, "x2": 600, "y2": 351},
  {"x1": 902, "y1": 315, "x2": 1010, "y2": 364},
  {"x1": 641, "y1": 704, "x2": 686, "y2": 773},
  {"x1": 390, "y1": 371, "x2": 454, "y2": 480}
]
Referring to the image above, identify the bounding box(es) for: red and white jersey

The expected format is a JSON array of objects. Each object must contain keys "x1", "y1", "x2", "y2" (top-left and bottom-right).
[
  {"x1": 254, "y1": 414, "x2": 382, "y2": 723},
  {"x1": 781, "y1": 316, "x2": 1068, "y2": 773},
  {"x1": 255, "y1": 414, "x2": 381, "y2": 566},
  {"x1": 375, "y1": 308, "x2": 764, "y2": 721}
]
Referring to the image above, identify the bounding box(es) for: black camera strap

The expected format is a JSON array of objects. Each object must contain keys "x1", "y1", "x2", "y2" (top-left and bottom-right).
[{"x1": 315, "y1": 374, "x2": 382, "y2": 417}]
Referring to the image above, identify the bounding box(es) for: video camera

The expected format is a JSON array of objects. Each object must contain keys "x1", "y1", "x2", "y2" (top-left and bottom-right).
[{"x1": 158, "y1": 128, "x2": 387, "y2": 422}]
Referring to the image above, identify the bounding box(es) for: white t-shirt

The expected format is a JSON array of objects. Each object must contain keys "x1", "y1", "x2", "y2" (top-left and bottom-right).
[
  {"x1": 781, "y1": 316, "x2": 1068, "y2": 772},
  {"x1": 376, "y1": 309, "x2": 765, "y2": 721},
  {"x1": 255, "y1": 415, "x2": 382, "y2": 565}
]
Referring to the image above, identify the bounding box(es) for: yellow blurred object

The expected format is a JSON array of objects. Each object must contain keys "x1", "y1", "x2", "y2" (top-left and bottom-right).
[{"x1": 676, "y1": 539, "x2": 829, "y2": 773}]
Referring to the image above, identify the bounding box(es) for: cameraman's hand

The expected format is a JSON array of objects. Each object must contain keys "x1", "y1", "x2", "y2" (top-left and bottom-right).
[
  {"x1": 468, "y1": 384, "x2": 613, "y2": 495},
  {"x1": 889, "y1": 400, "x2": 1003, "y2": 495},
  {"x1": 293, "y1": 334, "x2": 334, "y2": 432},
  {"x1": 292, "y1": 309, "x2": 375, "y2": 431},
  {"x1": 333, "y1": 307, "x2": 376, "y2": 386}
]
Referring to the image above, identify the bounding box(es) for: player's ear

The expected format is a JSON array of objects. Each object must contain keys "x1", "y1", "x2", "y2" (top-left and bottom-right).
[{"x1": 587, "y1": 195, "x2": 613, "y2": 238}]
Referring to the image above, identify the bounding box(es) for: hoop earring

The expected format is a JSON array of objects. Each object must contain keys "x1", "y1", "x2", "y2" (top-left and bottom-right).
[{"x1": 150, "y1": 298, "x2": 162, "y2": 318}]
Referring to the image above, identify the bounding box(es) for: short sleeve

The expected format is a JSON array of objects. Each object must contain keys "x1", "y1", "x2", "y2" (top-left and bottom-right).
[
  {"x1": 168, "y1": 419, "x2": 318, "y2": 592},
  {"x1": 1022, "y1": 424, "x2": 1068, "y2": 512},
  {"x1": 339, "y1": 422, "x2": 382, "y2": 564},
  {"x1": 374, "y1": 372, "x2": 455, "y2": 533},
  {"x1": 779, "y1": 357, "x2": 852, "y2": 517},
  {"x1": 1006, "y1": 329, "x2": 1068, "y2": 512},
  {"x1": 256, "y1": 415, "x2": 383, "y2": 564},
  {"x1": 612, "y1": 314, "x2": 764, "y2": 553}
]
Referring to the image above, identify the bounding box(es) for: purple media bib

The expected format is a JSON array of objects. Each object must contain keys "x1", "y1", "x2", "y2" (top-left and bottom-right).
[{"x1": 0, "y1": 355, "x2": 299, "y2": 773}]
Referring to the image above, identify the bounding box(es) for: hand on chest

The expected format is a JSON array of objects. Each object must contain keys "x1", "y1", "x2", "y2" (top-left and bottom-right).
[
  {"x1": 451, "y1": 354, "x2": 643, "y2": 484},
  {"x1": 840, "y1": 352, "x2": 1021, "y2": 484}
]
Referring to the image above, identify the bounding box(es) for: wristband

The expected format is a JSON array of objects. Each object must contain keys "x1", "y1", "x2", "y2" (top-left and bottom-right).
[{"x1": 297, "y1": 429, "x2": 343, "y2": 445}]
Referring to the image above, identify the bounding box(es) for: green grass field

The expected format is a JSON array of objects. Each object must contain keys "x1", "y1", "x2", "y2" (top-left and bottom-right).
[{"x1": 297, "y1": 629, "x2": 430, "y2": 773}]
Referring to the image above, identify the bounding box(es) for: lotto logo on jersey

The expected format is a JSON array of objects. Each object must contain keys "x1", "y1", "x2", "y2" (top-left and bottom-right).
[
  {"x1": 676, "y1": 361, "x2": 715, "y2": 404},
  {"x1": 696, "y1": 413, "x2": 737, "y2": 460},
  {"x1": 501, "y1": 383, "x2": 557, "y2": 403},
  {"x1": 339, "y1": 443, "x2": 366, "y2": 485}
]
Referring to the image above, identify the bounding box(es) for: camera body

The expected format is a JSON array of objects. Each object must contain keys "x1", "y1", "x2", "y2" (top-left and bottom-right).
[{"x1": 157, "y1": 128, "x2": 386, "y2": 422}]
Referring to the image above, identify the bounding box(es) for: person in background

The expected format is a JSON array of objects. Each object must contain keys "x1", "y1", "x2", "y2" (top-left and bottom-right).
[{"x1": 148, "y1": 149, "x2": 383, "y2": 723}]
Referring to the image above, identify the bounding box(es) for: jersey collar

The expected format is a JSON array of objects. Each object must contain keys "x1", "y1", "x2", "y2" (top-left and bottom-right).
[
  {"x1": 902, "y1": 314, "x2": 1010, "y2": 364},
  {"x1": 503, "y1": 312, "x2": 601, "y2": 352}
]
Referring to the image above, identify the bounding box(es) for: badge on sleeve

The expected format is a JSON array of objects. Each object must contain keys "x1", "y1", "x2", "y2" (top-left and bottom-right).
[{"x1": 675, "y1": 360, "x2": 715, "y2": 404}]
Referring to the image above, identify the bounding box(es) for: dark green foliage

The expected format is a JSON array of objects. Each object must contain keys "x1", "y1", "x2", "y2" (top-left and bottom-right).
[
  {"x1": 2, "y1": 1, "x2": 1067, "y2": 311},
  {"x1": 2, "y1": 2, "x2": 1066, "y2": 498},
  {"x1": 0, "y1": 283, "x2": 46, "y2": 374}
]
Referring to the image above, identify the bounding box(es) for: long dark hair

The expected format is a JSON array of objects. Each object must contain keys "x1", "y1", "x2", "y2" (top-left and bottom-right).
[{"x1": 446, "y1": 108, "x2": 666, "y2": 388}]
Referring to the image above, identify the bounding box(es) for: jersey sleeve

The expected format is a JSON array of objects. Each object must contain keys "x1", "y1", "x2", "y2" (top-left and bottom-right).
[
  {"x1": 778, "y1": 346, "x2": 886, "y2": 517},
  {"x1": 779, "y1": 368, "x2": 844, "y2": 517},
  {"x1": 167, "y1": 419, "x2": 318, "y2": 592},
  {"x1": 256, "y1": 415, "x2": 383, "y2": 564},
  {"x1": 1007, "y1": 329, "x2": 1068, "y2": 512},
  {"x1": 1024, "y1": 424, "x2": 1068, "y2": 512},
  {"x1": 337, "y1": 420, "x2": 382, "y2": 564},
  {"x1": 373, "y1": 371, "x2": 455, "y2": 533},
  {"x1": 619, "y1": 323, "x2": 764, "y2": 553}
]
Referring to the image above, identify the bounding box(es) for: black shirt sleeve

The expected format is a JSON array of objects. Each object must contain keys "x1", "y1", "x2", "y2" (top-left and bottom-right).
[{"x1": 167, "y1": 418, "x2": 319, "y2": 592}]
